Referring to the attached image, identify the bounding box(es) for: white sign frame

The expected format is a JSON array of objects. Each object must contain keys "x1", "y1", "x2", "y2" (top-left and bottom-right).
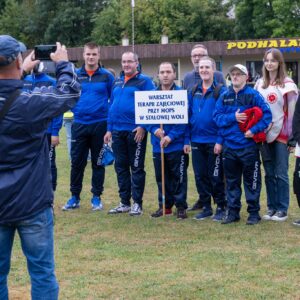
[{"x1": 135, "y1": 90, "x2": 188, "y2": 124}]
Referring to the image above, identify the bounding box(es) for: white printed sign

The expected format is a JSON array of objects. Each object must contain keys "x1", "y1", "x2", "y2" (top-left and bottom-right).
[{"x1": 135, "y1": 90, "x2": 188, "y2": 124}]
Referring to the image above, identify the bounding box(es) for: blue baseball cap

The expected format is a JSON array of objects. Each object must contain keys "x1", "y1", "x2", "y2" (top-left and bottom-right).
[{"x1": 0, "y1": 35, "x2": 27, "y2": 66}]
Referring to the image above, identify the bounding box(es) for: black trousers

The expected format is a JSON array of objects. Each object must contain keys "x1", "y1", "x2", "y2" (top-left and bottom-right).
[
  {"x1": 293, "y1": 157, "x2": 300, "y2": 208},
  {"x1": 47, "y1": 134, "x2": 57, "y2": 191},
  {"x1": 153, "y1": 151, "x2": 188, "y2": 209},
  {"x1": 112, "y1": 130, "x2": 147, "y2": 206},
  {"x1": 70, "y1": 122, "x2": 107, "y2": 197},
  {"x1": 191, "y1": 142, "x2": 226, "y2": 210},
  {"x1": 223, "y1": 145, "x2": 261, "y2": 216}
]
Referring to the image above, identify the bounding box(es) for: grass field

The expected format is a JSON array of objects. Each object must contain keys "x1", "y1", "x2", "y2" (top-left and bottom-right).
[{"x1": 8, "y1": 131, "x2": 300, "y2": 300}]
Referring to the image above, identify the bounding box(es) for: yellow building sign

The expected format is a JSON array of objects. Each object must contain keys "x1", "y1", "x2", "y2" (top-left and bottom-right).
[{"x1": 227, "y1": 39, "x2": 300, "y2": 50}]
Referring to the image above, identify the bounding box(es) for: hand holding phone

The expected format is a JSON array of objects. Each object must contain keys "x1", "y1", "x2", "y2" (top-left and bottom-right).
[{"x1": 34, "y1": 45, "x2": 57, "y2": 61}]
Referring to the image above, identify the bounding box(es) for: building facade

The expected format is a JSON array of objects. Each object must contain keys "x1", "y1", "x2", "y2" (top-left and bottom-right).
[{"x1": 68, "y1": 37, "x2": 300, "y2": 86}]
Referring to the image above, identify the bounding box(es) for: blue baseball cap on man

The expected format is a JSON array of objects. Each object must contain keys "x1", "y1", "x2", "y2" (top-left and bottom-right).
[{"x1": 0, "y1": 35, "x2": 27, "y2": 66}]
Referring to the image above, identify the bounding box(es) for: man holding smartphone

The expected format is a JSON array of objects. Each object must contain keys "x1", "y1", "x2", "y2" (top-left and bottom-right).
[
  {"x1": 0, "y1": 35, "x2": 81, "y2": 300},
  {"x1": 62, "y1": 42, "x2": 114, "y2": 211}
]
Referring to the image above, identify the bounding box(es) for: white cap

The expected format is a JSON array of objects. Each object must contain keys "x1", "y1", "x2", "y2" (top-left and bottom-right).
[{"x1": 229, "y1": 64, "x2": 248, "y2": 76}]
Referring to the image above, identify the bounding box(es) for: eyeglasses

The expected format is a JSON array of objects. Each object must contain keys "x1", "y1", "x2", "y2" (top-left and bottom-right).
[
  {"x1": 230, "y1": 72, "x2": 245, "y2": 77},
  {"x1": 122, "y1": 60, "x2": 136, "y2": 64},
  {"x1": 191, "y1": 54, "x2": 205, "y2": 58}
]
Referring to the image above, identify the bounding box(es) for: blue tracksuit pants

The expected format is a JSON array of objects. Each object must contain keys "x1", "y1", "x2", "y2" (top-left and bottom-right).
[
  {"x1": 191, "y1": 142, "x2": 226, "y2": 210},
  {"x1": 70, "y1": 121, "x2": 107, "y2": 197},
  {"x1": 153, "y1": 151, "x2": 188, "y2": 209},
  {"x1": 223, "y1": 145, "x2": 261, "y2": 217},
  {"x1": 112, "y1": 130, "x2": 147, "y2": 206}
]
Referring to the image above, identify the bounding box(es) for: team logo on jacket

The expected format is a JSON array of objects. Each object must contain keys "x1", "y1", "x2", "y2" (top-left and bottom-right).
[{"x1": 267, "y1": 93, "x2": 278, "y2": 104}]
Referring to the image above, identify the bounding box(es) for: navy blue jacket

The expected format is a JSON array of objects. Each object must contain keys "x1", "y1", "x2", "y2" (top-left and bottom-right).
[
  {"x1": 108, "y1": 72, "x2": 155, "y2": 132},
  {"x1": 23, "y1": 73, "x2": 63, "y2": 136},
  {"x1": 292, "y1": 94, "x2": 300, "y2": 145},
  {"x1": 73, "y1": 65, "x2": 114, "y2": 124},
  {"x1": 148, "y1": 84, "x2": 188, "y2": 153},
  {"x1": 188, "y1": 80, "x2": 226, "y2": 144},
  {"x1": 213, "y1": 84, "x2": 272, "y2": 149},
  {"x1": 0, "y1": 61, "x2": 81, "y2": 224},
  {"x1": 183, "y1": 70, "x2": 226, "y2": 91}
]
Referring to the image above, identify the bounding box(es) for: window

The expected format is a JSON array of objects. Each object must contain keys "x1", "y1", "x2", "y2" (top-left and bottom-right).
[
  {"x1": 286, "y1": 62, "x2": 298, "y2": 85},
  {"x1": 246, "y1": 61, "x2": 263, "y2": 83}
]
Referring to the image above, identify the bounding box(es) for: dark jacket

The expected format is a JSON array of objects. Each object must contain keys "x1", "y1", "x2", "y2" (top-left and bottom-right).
[
  {"x1": 107, "y1": 72, "x2": 155, "y2": 132},
  {"x1": 73, "y1": 65, "x2": 114, "y2": 124},
  {"x1": 0, "y1": 61, "x2": 81, "y2": 224},
  {"x1": 292, "y1": 93, "x2": 300, "y2": 144},
  {"x1": 183, "y1": 70, "x2": 226, "y2": 91},
  {"x1": 213, "y1": 84, "x2": 272, "y2": 149}
]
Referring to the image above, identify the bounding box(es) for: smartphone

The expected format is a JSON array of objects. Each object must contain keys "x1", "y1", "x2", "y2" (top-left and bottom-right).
[{"x1": 34, "y1": 45, "x2": 57, "y2": 61}]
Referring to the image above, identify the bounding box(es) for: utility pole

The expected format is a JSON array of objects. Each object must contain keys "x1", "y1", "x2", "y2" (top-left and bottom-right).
[{"x1": 131, "y1": 0, "x2": 135, "y2": 52}]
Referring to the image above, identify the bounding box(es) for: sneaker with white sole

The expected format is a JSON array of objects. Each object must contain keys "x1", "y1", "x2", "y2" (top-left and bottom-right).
[
  {"x1": 271, "y1": 211, "x2": 288, "y2": 222},
  {"x1": 262, "y1": 209, "x2": 276, "y2": 220},
  {"x1": 91, "y1": 196, "x2": 103, "y2": 211},
  {"x1": 129, "y1": 203, "x2": 143, "y2": 216},
  {"x1": 292, "y1": 219, "x2": 300, "y2": 226},
  {"x1": 62, "y1": 196, "x2": 80, "y2": 211},
  {"x1": 108, "y1": 203, "x2": 131, "y2": 214}
]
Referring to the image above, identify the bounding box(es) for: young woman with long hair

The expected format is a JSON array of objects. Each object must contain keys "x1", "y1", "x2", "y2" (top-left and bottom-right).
[{"x1": 255, "y1": 48, "x2": 298, "y2": 222}]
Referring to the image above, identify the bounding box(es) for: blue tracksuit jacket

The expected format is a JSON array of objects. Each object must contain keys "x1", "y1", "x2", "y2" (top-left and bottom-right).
[
  {"x1": 188, "y1": 81, "x2": 226, "y2": 145},
  {"x1": 73, "y1": 65, "x2": 114, "y2": 124},
  {"x1": 213, "y1": 85, "x2": 272, "y2": 149},
  {"x1": 107, "y1": 72, "x2": 155, "y2": 132},
  {"x1": 183, "y1": 70, "x2": 226, "y2": 91},
  {"x1": 23, "y1": 73, "x2": 63, "y2": 136}
]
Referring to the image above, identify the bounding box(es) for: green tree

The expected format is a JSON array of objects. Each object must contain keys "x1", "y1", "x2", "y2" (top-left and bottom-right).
[
  {"x1": 44, "y1": 0, "x2": 105, "y2": 46},
  {"x1": 0, "y1": 0, "x2": 107, "y2": 47},
  {"x1": 92, "y1": 0, "x2": 235, "y2": 45},
  {"x1": 91, "y1": 0, "x2": 123, "y2": 45},
  {"x1": 233, "y1": 0, "x2": 300, "y2": 38},
  {"x1": 0, "y1": 0, "x2": 28, "y2": 42}
]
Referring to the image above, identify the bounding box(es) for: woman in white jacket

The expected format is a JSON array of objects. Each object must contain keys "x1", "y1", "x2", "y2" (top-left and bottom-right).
[{"x1": 255, "y1": 48, "x2": 298, "y2": 222}]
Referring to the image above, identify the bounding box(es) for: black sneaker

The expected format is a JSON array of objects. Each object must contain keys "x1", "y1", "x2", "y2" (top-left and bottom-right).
[
  {"x1": 177, "y1": 208, "x2": 187, "y2": 219},
  {"x1": 292, "y1": 219, "x2": 300, "y2": 226},
  {"x1": 246, "y1": 215, "x2": 261, "y2": 225},
  {"x1": 151, "y1": 208, "x2": 172, "y2": 218},
  {"x1": 212, "y1": 207, "x2": 225, "y2": 222},
  {"x1": 221, "y1": 213, "x2": 240, "y2": 224},
  {"x1": 271, "y1": 211, "x2": 287, "y2": 222},
  {"x1": 187, "y1": 200, "x2": 203, "y2": 211},
  {"x1": 194, "y1": 208, "x2": 213, "y2": 220}
]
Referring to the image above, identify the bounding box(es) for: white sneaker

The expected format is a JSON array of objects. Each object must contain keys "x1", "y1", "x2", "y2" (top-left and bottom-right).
[
  {"x1": 108, "y1": 203, "x2": 131, "y2": 214},
  {"x1": 271, "y1": 211, "x2": 288, "y2": 222},
  {"x1": 262, "y1": 209, "x2": 276, "y2": 220},
  {"x1": 129, "y1": 203, "x2": 143, "y2": 216}
]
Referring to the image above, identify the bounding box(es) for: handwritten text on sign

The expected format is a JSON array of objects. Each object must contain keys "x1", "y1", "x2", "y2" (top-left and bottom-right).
[{"x1": 135, "y1": 90, "x2": 188, "y2": 124}]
